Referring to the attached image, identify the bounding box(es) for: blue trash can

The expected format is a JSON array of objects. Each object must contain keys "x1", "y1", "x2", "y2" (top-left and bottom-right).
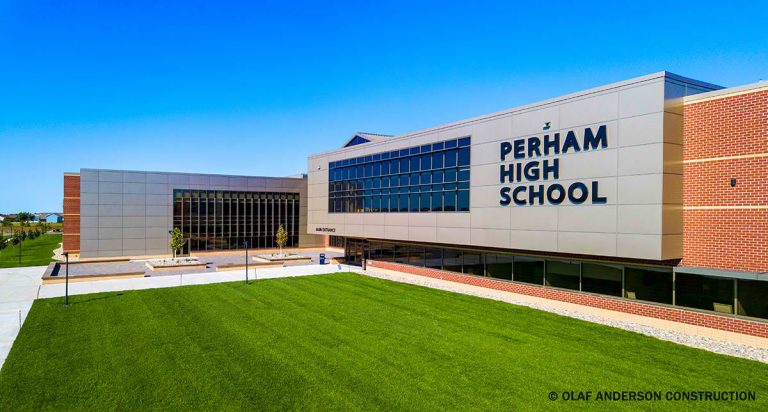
[{"x1": 319, "y1": 253, "x2": 326, "y2": 265}]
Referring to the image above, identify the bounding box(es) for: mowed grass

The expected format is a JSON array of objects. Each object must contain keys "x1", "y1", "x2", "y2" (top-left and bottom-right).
[
  {"x1": 0, "y1": 234, "x2": 61, "y2": 268},
  {"x1": 1, "y1": 273, "x2": 766, "y2": 411}
]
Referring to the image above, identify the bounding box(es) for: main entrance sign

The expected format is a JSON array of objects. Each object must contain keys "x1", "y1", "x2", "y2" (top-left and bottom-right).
[{"x1": 499, "y1": 125, "x2": 608, "y2": 206}]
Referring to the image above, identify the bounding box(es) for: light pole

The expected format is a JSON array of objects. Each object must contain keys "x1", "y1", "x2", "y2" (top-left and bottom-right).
[
  {"x1": 244, "y1": 241, "x2": 249, "y2": 284},
  {"x1": 63, "y1": 251, "x2": 69, "y2": 307}
]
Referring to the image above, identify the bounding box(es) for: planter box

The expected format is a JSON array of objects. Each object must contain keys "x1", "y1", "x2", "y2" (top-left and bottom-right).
[
  {"x1": 145, "y1": 258, "x2": 207, "y2": 271},
  {"x1": 216, "y1": 262, "x2": 285, "y2": 271},
  {"x1": 43, "y1": 272, "x2": 145, "y2": 284},
  {"x1": 254, "y1": 254, "x2": 311, "y2": 263}
]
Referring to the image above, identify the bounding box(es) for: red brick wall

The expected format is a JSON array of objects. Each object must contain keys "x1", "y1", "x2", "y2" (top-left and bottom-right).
[
  {"x1": 63, "y1": 174, "x2": 80, "y2": 253},
  {"x1": 368, "y1": 260, "x2": 768, "y2": 338},
  {"x1": 682, "y1": 89, "x2": 767, "y2": 273}
]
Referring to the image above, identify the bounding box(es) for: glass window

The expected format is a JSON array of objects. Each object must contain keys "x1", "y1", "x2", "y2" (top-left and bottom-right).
[
  {"x1": 458, "y1": 167, "x2": 470, "y2": 182},
  {"x1": 623, "y1": 267, "x2": 672, "y2": 304},
  {"x1": 546, "y1": 260, "x2": 580, "y2": 290},
  {"x1": 329, "y1": 139, "x2": 470, "y2": 213},
  {"x1": 444, "y1": 191, "x2": 456, "y2": 212},
  {"x1": 410, "y1": 156, "x2": 420, "y2": 172},
  {"x1": 378, "y1": 242, "x2": 395, "y2": 262},
  {"x1": 458, "y1": 147, "x2": 470, "y2": 166},
  {"x1": 432, "y1": 151, "x2": 444, "y2": 168},
  {"x1": 457, "y1": 190, "x2": 469, "y2": 212},
  {"x1": 390, "y1": 194, "x2": 399, "y2": 212},
  {"x1": 420, "y1": 193, "x2": 430, "y2": 212},
  {"x1": 676, "y1": 273, "x2": 734, "y2": 314},
  {"x1": 400, "y1": 158, "x2": 409, "y2": 173},
  {"x1": 737, "y1": 279, "x2": 768, "y2": 319},
  {"x1": 368, "y1": 241, "x2": 382, "y2": 260},
  {"x1": 409, "y1": 246, "x2": 425, "y2": 266},
  {"x1": 443, "y1": 249, "x2": 462, "y2": 272},
  {"x1": 425, "y1": 247, "x2": 443, "y2": 269},
  {"x1": 421, "y1": 154, "x2": 432, "y2": 170},
  {"x1": 463, "y1": 252, "x2": 483, "y2": 276},
  {"x1": 431, "y1": 192, "x2": 443, "y2": 212},
  {"x1": 173, "y1": 189, "x2": 299, "y2": 252},
  {"x1": 394, "y1": 244, "x2": 409, "y2": 264},
  {"x1": 514, "y1": 256, "x2": 544, "y2": 285},
  {"x1": 372, "y1": 196, "x2": 380, "y2": 212},
  {"x1": 486, "y1": 254, "x2": 513, "y2": 280},
  {"x1": 391, "y1": 159, "x2": 400, "y2": 174},
  {"x1": 409, "y1": 193, "x2": 419, "y2": 212},
  {"x1": 444, "y1": 149, "x2": 457, "y2": 167},
  {"x1": 399, "y1": 194, "x2": 408, "y2": 212},
  {"x1": 582, "y1": 263, "x2": 622, "y2": 297}
]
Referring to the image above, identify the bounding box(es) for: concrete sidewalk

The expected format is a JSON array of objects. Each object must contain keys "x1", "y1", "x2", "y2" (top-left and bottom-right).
[
  {"x1": 0, "y1": 266, "x2": 47, "y2": 369},
  {"x1": 37, "y1": 263, "x2": 360, "y2": 298}
]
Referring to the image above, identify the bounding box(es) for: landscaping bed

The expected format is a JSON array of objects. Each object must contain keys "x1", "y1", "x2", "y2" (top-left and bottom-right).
[
  {"x1": 254, "y1": 252, "x2": 311, "y2": 263},
  {"x1": 145, "y1": 257, "x2": 207, "y2": 271}
]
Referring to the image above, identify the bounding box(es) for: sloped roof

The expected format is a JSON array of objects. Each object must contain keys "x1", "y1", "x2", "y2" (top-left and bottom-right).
[{"x1": 342, "y1": 132, "x2": 392, "y2": 148}]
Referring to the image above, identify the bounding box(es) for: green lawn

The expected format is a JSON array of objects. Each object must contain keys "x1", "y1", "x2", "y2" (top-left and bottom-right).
[
  {"x1": 1, "y1": 273, "x2": 766, "y2": 410},
  {"x1": 0, "y1": 234, "x2": 61, "y2": 268}
]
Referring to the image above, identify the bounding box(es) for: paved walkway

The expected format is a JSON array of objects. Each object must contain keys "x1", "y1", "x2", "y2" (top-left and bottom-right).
[
  {"x1": 0, "y1": 263, "x2": 360, "y2": 370},
  {"x1": 37, "y1": 263, "x2": 359, "y2": 299},
  {"x1": 0, "y1": 266, "x2": 47, "y2": 368},
  {"x1": 47, "y1": 250, "x2": 344, "y2": 279}
]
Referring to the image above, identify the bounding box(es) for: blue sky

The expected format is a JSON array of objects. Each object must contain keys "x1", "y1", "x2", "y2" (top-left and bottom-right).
[{"x1": 1, "y1": 0, "x2": 766, "y2": 212}]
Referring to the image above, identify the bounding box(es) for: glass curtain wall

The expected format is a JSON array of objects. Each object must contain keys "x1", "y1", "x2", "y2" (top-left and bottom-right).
[
  {"x1": 346, "y1": 239, "x2": 768, "y2": 321},
  {"x1": 173, "y1": 189, "x2": 299, "y2": 251},
  {"x1": 328, "y1": 137, "x2": 471, "y2": 213}
]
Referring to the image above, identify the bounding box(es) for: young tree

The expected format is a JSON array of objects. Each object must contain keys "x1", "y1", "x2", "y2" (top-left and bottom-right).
[
  {"x1": 275, "y1": 224, "x2": 288, "y2": 256},
  {"x1": 17, "y1": 212, "x2": 34, "y2": 226},
  {"x1": 169, "y1": 227, "x2": 186, "y2": 258}
]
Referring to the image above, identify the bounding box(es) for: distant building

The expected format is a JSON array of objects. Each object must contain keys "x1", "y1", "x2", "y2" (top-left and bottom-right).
[{"x1": 43, "y1": 213, "x2": 64, "y2": 223}]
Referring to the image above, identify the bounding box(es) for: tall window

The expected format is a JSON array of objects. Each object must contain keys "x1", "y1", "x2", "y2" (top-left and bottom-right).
[
  {"x1": 173, "y1": 189, "x2": 299, "y2": 251},
  {"x1": 328, "y1": 137, "x2": 471, "y2": 213}
]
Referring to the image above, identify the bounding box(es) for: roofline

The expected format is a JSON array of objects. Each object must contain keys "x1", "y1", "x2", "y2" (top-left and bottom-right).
[
  {"x1": 77, "y1": 168, "x2": 306, "y2": 180},
  {"x1": 310, "y1": 71, "x2": 721, "y2": 159},
  {"x1": 684, "y1": 80, "x2": 768, "y2": 104}
]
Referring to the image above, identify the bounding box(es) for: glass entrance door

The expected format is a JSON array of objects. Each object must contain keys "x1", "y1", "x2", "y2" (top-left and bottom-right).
[{"x1": 345, "y1": 239, "x2": 367, "y2": 266}]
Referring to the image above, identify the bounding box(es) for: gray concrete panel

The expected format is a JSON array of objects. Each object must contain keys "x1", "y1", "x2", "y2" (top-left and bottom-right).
[{"x1": 78, "y1": 168, "x2": 321, "y2": 257}]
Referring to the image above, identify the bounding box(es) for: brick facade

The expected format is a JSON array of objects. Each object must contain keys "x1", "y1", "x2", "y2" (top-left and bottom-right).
[
  {"x1": 368, "y1": 260, "x2": 768, "y2": 339},
  {"x1": 682, "y1": 89, "x2": 768, "y2": 273},
  {"x1": 63, "y1": 174, "x2": 80, "y2": 253}
]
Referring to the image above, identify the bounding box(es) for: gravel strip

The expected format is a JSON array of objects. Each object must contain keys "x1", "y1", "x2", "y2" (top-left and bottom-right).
[{"x1": 363, "y1": 269, "x2": 768, "y2": 364}]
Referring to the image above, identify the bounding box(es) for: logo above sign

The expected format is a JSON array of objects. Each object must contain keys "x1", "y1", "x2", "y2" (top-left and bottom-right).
[{"x1": 499, "y1": 125, "x2": 608, "y2": 206}]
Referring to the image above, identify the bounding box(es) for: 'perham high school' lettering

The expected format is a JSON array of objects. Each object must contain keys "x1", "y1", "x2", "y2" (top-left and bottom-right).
[{"x1": 498, "y1": 125, "x2": 608, "y2": 206}]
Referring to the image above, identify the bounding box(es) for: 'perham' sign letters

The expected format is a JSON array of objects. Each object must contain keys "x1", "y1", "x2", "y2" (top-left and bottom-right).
[{"x1": 499, "y1": 125, "x2": 608, "y2": 206}]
